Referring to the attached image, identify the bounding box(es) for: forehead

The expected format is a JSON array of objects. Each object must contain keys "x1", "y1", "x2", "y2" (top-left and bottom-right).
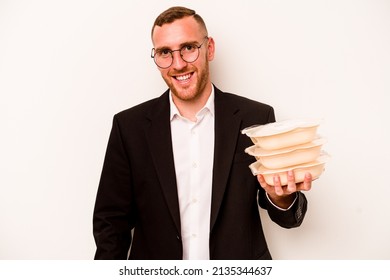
[{"x1": 152, "y1": 16, "x2": 204, "y2": 48}]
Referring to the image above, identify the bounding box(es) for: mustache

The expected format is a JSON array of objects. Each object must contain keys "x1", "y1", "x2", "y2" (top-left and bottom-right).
[{"x1": 169, "y1": 67, "x2": 195, "y2": 76}]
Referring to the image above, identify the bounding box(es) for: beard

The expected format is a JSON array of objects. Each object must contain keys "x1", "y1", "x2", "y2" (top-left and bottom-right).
[{"x1": 163, "y1": 59, "x2": 210, "y2": 102}]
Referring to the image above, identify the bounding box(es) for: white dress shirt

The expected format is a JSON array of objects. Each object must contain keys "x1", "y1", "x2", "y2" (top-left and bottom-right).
[{"x1": 169, "y1": 88, "x2": 215, "y2": 260}]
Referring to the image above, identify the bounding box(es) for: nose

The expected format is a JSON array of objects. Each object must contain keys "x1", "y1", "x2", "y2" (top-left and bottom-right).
[{"x1": 171, "y1": 50, "x2": 187, "y2": 70}]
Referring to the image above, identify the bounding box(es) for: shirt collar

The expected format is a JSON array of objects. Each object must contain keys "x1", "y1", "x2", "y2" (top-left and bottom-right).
[{"x1": 169, "y1": 85, "x2": 215, "y2": 121}]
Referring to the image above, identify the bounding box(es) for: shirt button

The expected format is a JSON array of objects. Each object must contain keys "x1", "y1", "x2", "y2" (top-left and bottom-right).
[
  {"x1": 192, "y1": 162, "x2": 197, "y2": 168},
  {"x1": 192, "y1": 198, "x2": 198, "y2": 203}
]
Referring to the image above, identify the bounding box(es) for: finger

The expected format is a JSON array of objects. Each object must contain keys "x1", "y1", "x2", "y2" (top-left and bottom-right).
[
  {"x1": 302, "y1": 172, "x2": 312, "y2": 191},
  {"x1": 257, "y1": 174, "x2": 273, "y2": 193},
  {"x1": 287, "y1": 170, "x2": 297, "y2": 193},
  {"x1": 296, "y1": 172, "x2": 312, "y2": 191},
  {"x1": 257, "y1": 174, "x2": 266, "y2": 186},
  {"x1": 273, "y1": 174, "x2": 284, "y2": 196}
]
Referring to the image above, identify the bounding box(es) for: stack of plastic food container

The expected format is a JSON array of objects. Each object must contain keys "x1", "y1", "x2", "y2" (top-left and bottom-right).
[{"x1": 241, "y1": 119, "x2": 329, "y2": 186}]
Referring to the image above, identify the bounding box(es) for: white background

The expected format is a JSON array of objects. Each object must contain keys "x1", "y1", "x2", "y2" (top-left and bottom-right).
[{"x1": 1, "y1": 0, "x2": 389, "y2": 260}]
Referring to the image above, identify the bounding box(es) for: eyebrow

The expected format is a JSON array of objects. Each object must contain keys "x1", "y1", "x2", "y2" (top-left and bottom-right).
[{"x1": 154, "y1": 40, "x2": 201, "y2": 52}]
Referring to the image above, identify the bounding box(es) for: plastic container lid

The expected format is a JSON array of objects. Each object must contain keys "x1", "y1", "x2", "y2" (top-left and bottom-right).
[
  {"x1": 249, "y1": 152, "x2": 330, "y2": 177},
  {"x1": 242, "y1": 118, "x2": 322, "y2": 137},
  {"x1": 245, "y1": 137, "x2": 326, "y2": 157}
]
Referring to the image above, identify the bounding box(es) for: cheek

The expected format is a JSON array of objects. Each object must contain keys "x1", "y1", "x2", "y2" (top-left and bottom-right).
[
  {"x1": 160, "y1": 70, "x2": 175, "y2": 87},
  {"x1": 199, "y1": 53, "x2": 209, "y2": 68},
  {"x1": 160, "y1": 69, "x2": 169, "y2": 79}
]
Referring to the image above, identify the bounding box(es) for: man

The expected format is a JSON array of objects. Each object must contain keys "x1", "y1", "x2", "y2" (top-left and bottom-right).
[{"x1": 93, "y1": 6, "x2": 312, "y2": 260}]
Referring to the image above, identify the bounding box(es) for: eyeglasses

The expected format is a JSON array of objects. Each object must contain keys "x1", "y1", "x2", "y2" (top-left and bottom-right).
[{"x1": 151, "y1": 37, "x2": 209, "y2": 69}]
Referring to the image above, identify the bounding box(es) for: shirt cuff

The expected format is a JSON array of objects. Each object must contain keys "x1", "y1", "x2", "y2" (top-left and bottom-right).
[{"x1": 266, "y1": 192, "x2": 298, "y2": 211}]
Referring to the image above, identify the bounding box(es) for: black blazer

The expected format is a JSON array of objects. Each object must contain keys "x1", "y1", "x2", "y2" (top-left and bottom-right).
[{"x1": 93, "y1": 86, "x2": 307, "y2": 260}]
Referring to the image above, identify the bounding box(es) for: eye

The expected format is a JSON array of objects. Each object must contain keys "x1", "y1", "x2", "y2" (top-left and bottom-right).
[
  {"x1": 157, "y1": 49, "x2": 171, "y2": 58},
  {"x1": 182, "y1": 44, "x2": 195, "y2": 52}
]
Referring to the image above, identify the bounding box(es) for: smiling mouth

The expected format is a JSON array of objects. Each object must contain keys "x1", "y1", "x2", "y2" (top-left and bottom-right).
[{"x1": 174, "y1": 73, "x2": 193, "y2": 82}]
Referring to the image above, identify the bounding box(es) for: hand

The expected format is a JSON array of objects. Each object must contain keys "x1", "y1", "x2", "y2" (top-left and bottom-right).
[{"x1": 257, "y1": 170, "x2": 313, "y2": 209}]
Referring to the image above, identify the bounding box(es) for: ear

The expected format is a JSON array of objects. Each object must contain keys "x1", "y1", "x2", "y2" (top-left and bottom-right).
[{"x1": 207, "y1": 37, "x2": 215, "y2": 61}]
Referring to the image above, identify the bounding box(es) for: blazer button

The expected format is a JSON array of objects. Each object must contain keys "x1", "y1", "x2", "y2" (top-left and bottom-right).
[{"x1": 176, "y1": 235, "x2": 181, "y2": 241}]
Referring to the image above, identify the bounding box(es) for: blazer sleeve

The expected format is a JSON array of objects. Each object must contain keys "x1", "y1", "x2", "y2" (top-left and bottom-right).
[
  {"x1": 258, "y1": 190, "x2": 308, "y2": 228},
  {"x1": 93, "y1": 115, "x2": 135, "y2": 259}
]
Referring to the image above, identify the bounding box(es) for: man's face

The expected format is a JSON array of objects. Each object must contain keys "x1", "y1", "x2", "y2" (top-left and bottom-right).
[{"x1": 152, "y1": 16, "x2": 215, "y2": 102}]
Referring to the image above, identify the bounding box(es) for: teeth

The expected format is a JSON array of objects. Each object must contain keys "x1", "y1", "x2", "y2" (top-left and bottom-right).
[{"x1": 176, "y1": 74, "x2": 191, "y2": 81}]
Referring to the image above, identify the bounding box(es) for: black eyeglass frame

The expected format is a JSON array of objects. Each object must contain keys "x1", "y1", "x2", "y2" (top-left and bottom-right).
[{"x1": 151, "y1": 36, "x2": 209, "y2": 69}]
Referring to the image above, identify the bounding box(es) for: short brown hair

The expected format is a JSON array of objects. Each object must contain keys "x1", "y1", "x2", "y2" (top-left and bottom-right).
[{"x1": 151, "y1": 6, "x2": 208, "y2": 37}]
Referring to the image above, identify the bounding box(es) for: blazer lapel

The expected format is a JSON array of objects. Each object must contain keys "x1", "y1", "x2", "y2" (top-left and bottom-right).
[
  {"x1": 210, "y1": 87, "x2": 242, "y2": 231},
  {"x1": 145, "y1": 90, "x2": 181, "y2": 234}
]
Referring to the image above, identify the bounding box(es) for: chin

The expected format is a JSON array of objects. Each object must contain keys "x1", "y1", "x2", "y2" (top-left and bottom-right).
[{"x1": 172, "y1": 88, "x2": 198, "y2": 101}]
